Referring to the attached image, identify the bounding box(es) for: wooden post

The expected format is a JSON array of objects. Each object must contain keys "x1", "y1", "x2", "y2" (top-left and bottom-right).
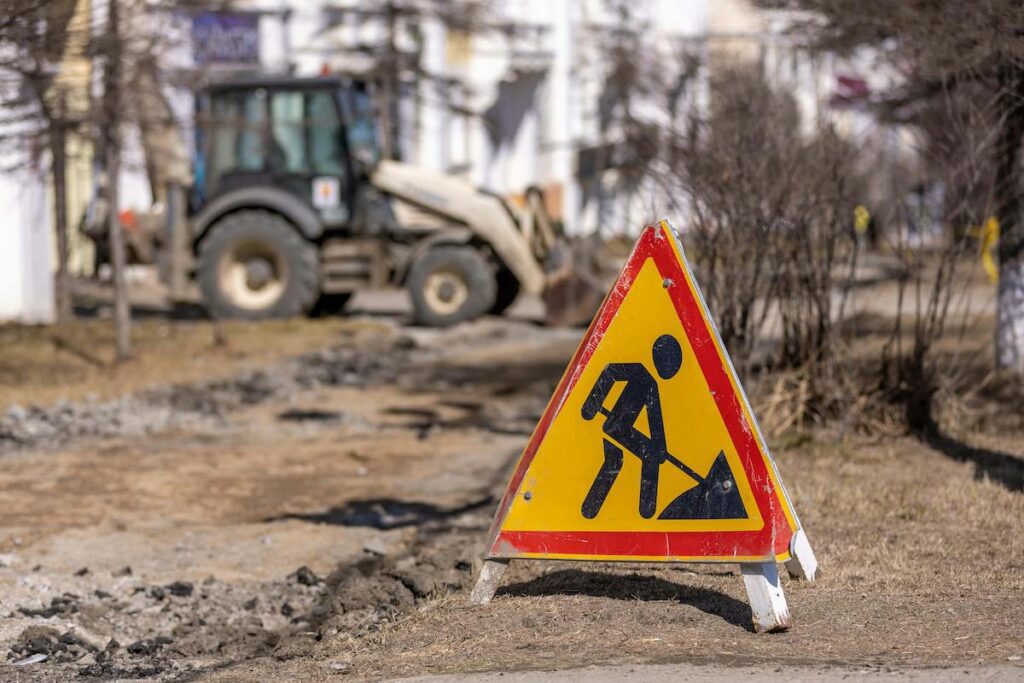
[
  {"x1": 741, "y1": 562, "x2": 791, "y2": 633},
  {"x1": 103, "y1": 0, "x2": 131, "y2": 362},
  {"x1": 106, "y1": 147, "x2": 132, "y2": 362},
  {"x1": 469, "y1": 559, "x2": 509, "y2": 605},
  {"x1": 784, "y1": 528, "x2": 818, "y2": 581},
  {"x1": 50, "y1": 110, "x2": 72, "y2": 322},
  {"x1": 166, "y1": 181, "x2": 188, "y2": 302}
]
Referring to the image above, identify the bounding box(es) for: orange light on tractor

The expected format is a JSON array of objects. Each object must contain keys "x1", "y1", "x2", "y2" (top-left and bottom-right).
[{"x1": 119, "y1": 208, "x2": 138, "y2": 232}]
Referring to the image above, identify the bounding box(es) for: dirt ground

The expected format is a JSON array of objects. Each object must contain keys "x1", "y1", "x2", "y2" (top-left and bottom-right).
[
  {"x1": 0, "y1": 308, "x2": 1021, "y2": 681},
  {"x1": 0, "y1": 317, "x2": 373, "y2": 410}
]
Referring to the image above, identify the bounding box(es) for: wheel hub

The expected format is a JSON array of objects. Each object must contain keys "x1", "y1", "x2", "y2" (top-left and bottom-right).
[
  {"x1": 424, "y1": 269, "x2": 469, "y2": 316},
  {"x1": 436, "y1": 280, "x2": 457, "y2": 302},
  {"x1": 245, "y1": 258, "x2": 275, "y2": 290},
  {"x1": 218, "y1": 240, "x2": 288, "y2": 311}
]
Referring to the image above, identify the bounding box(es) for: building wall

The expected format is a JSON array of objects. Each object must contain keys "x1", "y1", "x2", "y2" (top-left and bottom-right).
[
  {"x1": 329, "y1": 0, "x2": 713, "y2": 236},
  {"x1": 0, "y1": 166, "x2": 55, "y2": 323},
  {"x1": 0, "y1": 0, "x2": 89, "y2": 321},
  {"x1": 153, "y1": 0, "x2": 899, "y2": 238},
  {"x1": 2, "y1": 0, "x2": 915, "y2": 324}
]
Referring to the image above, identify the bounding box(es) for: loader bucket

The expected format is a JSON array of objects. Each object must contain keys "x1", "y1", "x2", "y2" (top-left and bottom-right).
[{"x1": 542, "y1": 239, "x2": 608, "y2": 327}]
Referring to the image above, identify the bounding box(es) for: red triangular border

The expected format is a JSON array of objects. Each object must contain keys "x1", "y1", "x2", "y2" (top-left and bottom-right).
[{"x1": 486, "y1": 223, "x2": 798, "y2": 562}]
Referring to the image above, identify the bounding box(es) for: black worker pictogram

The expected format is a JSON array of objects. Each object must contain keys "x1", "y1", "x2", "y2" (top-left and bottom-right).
[{"x1": 579, "y1": 334, "x2": 748, "y2": 521}]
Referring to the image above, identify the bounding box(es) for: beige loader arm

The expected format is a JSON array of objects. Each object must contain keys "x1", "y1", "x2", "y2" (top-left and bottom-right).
[{"x1": 370, "y1": 161, "x2": 547, "y2": 297}]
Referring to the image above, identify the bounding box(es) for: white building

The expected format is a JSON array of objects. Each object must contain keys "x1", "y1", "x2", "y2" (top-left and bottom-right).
[
  {"x1": 283, "y1": 0, "x2": 712, "y2": 235},
  {"x1": 114, "y1": 0, "x2": 712, "y2": 237},
  {"x1": 0, "y1": 164, "x2": 54, "y2": 323},
  {"x1": 260, "y1": 0, "x2": 895, "y2": 235},
  {"x1": 1, "y1": 0, "x2": 907, "y2": 321}
]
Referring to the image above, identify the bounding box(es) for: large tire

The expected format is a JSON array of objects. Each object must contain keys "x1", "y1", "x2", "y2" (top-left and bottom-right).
[
  {"x1": 197, "y1": 210, "x2": 319, "y2": 320},
  {"x1": 407, "y1": 246, "x2": 496, "y2": 327},
  {"x1": 490, "y1": 267, "x2": 521, "y2": 315}
]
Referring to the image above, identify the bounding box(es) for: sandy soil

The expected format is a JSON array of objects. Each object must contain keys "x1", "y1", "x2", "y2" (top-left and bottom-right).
[{"x1": 0, "y1": 314, "x2": 1020, "y2": 681}]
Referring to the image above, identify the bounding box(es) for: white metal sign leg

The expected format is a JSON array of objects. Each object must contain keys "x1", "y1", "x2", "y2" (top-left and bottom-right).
[
  {"x1": 741, "y1": 562, "x2": 792, "y2": 633},
  {"x1": 469, "y1": 559, "x2": 509, "y2": 605},
  {"x1": 784, "y1": 528, "x2": 818, "y2": 581}
]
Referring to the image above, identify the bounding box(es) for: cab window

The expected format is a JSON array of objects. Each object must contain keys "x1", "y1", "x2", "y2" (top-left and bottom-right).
[
  {"x1": 269, "y1": 89, "x2": 346, "y2": 176},
  {"x1": 205, "y1": 88, "x2": 268, "y2": 193},
  {"x1": 341, "y1": 86, "x2": 380, "y2": 167}
]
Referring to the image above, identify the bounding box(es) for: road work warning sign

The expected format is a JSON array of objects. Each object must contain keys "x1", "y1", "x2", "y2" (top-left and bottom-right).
[{"x1": 484, "y1": 221, "x2": 803, "y2": 564}]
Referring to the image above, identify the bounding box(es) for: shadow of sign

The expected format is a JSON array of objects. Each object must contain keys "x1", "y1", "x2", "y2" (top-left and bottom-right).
[
  {"x1": 924, "y1": 429, "x2": 1024, "y2": 492},
  {"x1": 500, "y1": 568, "x2": 755, "y2": 632},
  {"x1": 265, "y1": 496, "x2": 494, "y2": 530}
]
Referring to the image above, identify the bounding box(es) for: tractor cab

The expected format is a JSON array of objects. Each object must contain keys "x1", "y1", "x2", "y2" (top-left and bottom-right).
[{"x1": 192, "y1": 76, "x2": 380, "y2": 230}]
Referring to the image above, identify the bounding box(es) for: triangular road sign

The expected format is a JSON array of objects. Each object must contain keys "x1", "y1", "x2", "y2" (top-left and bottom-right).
[{"x1": 472, "y1": 221, "x2": 816, "y2": 632}]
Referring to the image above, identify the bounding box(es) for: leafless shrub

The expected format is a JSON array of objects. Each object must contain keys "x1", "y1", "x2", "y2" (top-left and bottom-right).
[
  {"x1": 876, "y1": 88, "x2": 997, "y2": 433},
  {"x1": 603, "y1": 58, "x2": 864, "y2": 427},
  {"x1": 584, "y1": 3, "x2": 874, "y2": 427},
  {"x1": 680, "y1": 68, "x2": 860, "y2": 379},
  {"x1": 596, "y1": 1, "x2": 1015, "y2": 436}
]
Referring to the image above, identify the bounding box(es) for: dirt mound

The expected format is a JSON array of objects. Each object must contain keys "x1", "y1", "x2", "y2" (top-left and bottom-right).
[
  {"x1": 4, "y1": 565, "x2": 332, "y2": 679},
  {"x1": 2, "y1": 519, "x2": 487, "y2": 680},
  {"x1": 269, "y1": 513, "x2": 488, "y2": 667},
  {"x1": 0, "y1": 339, "x2": 401, "y2": 456}
]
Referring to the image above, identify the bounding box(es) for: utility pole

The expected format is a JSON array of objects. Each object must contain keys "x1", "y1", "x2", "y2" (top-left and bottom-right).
[
  {"x1": 51, "y1": 91, "x2": 72, "y2": 322},
  {"x1": 380, "y1": 0, "x2": 401, "y2": 160},
  {"x1": 102, "y1": 0, "x2": 132, "y2": 361}
]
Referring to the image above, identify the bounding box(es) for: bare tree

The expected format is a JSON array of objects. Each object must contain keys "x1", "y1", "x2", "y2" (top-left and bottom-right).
[
  {"x1": 1, "y1": 0, "x2": 200, "y2": 357},
  {"x1": 589, "y1": 4, "x2": 867, "y2": 426},
  {"x1": 759, "y1": 0, "x2": 1024, "y2": 377},
  {"x1": 97, "y1": 0, "x2": 132, "y2": 361},
  {"x1": 93, "y1": 0, "x2": 189, "y2": 361}
]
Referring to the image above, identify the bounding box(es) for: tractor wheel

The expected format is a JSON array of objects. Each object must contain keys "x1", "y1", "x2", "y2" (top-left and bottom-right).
[
  {"x1": 198, "y1": 210, "x2": 319, "y2": 320},
  {"x1": 407, "y1": 246, "x2": 496, "y2": 327},
  {"x1": 490, "y1": 267, "x2": 521, "y2": 315}
]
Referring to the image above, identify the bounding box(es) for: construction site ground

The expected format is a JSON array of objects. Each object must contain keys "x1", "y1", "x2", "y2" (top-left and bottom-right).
[{"x1": 0, "y1": 291, "x2": 1022, "y2": 681}]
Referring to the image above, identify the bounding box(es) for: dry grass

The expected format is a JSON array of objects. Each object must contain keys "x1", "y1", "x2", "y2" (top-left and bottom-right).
[
  {"x1": 304, "y1": 435, "x2": 1024, "y2": 678},
  {"x1": 0, "y1": 317, "x2": 387, "y2": 410},
  {"x1": 750, "y1": 289, "x2": 1022, "y2": 439}
]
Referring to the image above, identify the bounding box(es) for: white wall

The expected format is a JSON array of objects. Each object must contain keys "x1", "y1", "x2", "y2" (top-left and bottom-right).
[
  {"x1": 234, "y1": 0, "x2": 710, "y2": 236},
  {"x1": 153, "y1": 0, "x2": 894, "y2": 242},
  {"x1": 0, "y1": 167, "x2": 55, "y2": 323},
  {"x1": 0, "y1": 45, "x2": 55, "y2": 322}
]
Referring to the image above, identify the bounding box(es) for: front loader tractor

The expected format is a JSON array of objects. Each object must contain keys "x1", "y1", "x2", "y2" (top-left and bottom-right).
[{"x1": 166, "y1": 75, "x2": 601, "y2": 327}]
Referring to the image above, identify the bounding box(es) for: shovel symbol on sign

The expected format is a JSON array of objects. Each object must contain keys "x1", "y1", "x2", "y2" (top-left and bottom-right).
[{"x1": 579, "y1": 334, "x2": 748, "y2": 521}]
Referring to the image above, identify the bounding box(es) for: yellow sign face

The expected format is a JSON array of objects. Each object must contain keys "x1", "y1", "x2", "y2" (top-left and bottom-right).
[
  {"x1": 502, "y1": 257, "x2": 763, "y2": 534},
  {"x1": 486, "y1": 222, "x2": 800, "y2": 563}
]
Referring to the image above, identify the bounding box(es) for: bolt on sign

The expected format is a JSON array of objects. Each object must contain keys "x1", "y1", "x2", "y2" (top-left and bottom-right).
[{"x1": 470, "y1": 221, "x2": 817, "y2": 633}]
